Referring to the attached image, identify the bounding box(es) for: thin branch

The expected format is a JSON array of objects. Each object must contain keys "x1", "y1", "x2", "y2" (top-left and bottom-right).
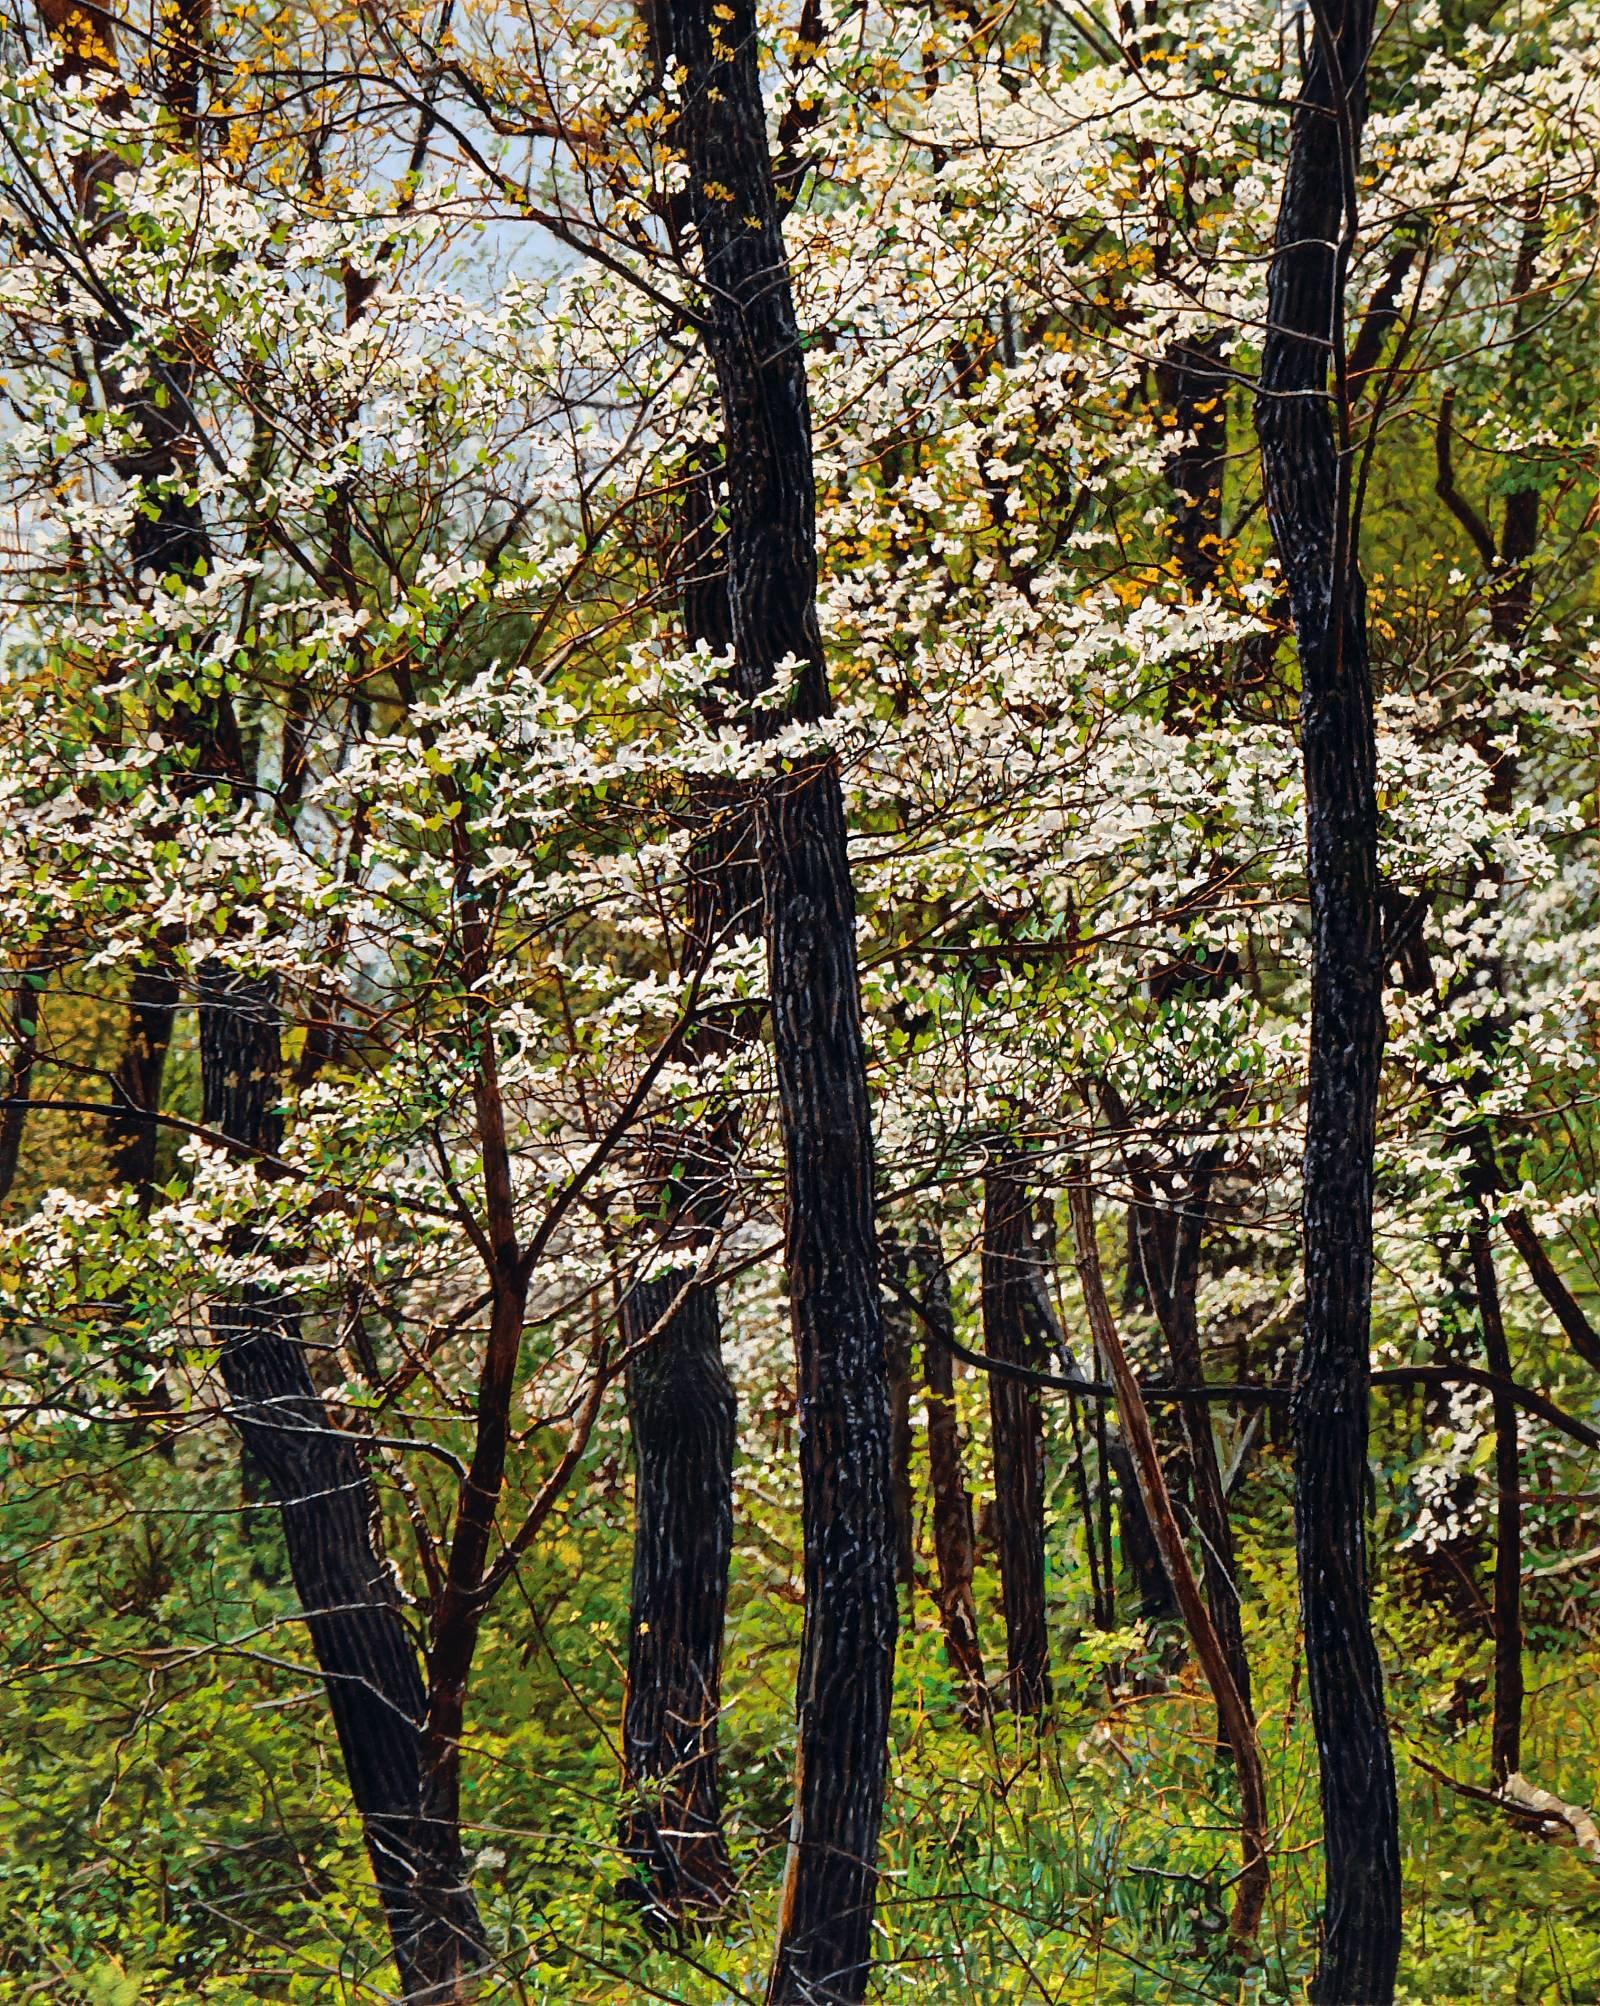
[
  {"x1": 879, "y1": 1266, "x2": 1600, "y2": 1451},
  {"x1": 1, "y1": 1096, "x2": 462, "y2": 1226},
  {"x1": 1434, "y1": 388, "x2": 1498, "y2": 570},
  {"x1": 1068, "y1": 1182, "x2": 1268, "y2": 1946},
  {"x1": 1502, "y1": 1208, "x2": 1600, "y2": 1373}
]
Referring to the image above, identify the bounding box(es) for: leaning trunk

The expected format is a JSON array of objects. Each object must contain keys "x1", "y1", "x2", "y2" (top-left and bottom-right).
[
  {"x1": 1255, "y1": 0, "x2": 1402, "y2": 1995},
  {"x1": 1134, "y1": 1167, "x2": 1252, "y2": 1719},
  {"x1": 1070, "y1": 1186, "x2": 1268, "y2": 1946},
  {"x1": 198, "y1": 971, "x2": 482, "y2": 1997}
]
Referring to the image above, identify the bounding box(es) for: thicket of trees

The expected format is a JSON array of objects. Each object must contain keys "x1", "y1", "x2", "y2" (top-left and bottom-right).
[{"x1": 3, "y1": 0, "x2": 1600, "y2": 1998}]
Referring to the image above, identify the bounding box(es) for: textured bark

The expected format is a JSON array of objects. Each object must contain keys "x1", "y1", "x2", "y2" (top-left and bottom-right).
[
  {"x1": 1255, "y1": 0, "x2": 1402, "y2": 1994},
  {"x1": 1070, "y1": 1186, "x2": 1268, "y2": 1946},
  {"x1": 199, "y1": 972, "x2": 482, "y2": 1998},
  {"x1": 28, "y1": 3, "x2": 482, "y2": 1992},
  {"x1": 758, "y1": 765, "x2": 897, "y2": 2006},
  {"x1": 618, "y1": 467, "x2": 746, "y2": 1924},
  {"x1": 1133, "y1": 1167, "x2": 1252, "y2": 1722},
  {"x1": 1158, "y1": 333, "x2": 1228, "y2": 603},
  {"x1": 654, "y1": 0, "x2": 898, "y2": 1986},
  {"x1": 981, "y1": 1166, "x2": 1051, "y2": 1713},
  {"x1": 106, "y1": 962, "x2": 180, "y2": 1200},
  {"x1": 1471, "y1": 1226, "x2": 1523, "y2": 1785},
  {"x1": 620, "y1": 1274, "x2": 736, "y2": 1921},
  {"x1": 908, "y1": 1226, "x2": 990, "y2": 1724}
]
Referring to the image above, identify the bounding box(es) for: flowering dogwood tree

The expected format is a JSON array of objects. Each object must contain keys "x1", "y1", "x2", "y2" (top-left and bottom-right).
[{"x1": 3, "y1": 0, "x2": 1600, "y2": 2000}]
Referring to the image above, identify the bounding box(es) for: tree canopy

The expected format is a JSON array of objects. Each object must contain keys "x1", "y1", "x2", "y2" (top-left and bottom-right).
[{"x1": 3, "y1": 0, "x2": 1600, "y2": 1997}]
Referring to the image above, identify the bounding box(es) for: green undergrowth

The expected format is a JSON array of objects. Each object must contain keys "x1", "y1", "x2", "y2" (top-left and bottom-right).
[{"x1": 3, "y1": 1427, "x2": 1599, "y2": 2003}]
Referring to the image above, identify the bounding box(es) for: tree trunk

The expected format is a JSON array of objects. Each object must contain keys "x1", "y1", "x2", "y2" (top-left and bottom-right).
[
  {"x1": 1105, "y1": 1431, "x2": 1176, "y2": 1618},
  {"x1": 1255, "y1": 0, "x2": 1402, "y2": 1994},
  {"x1": 101, "y1": 958, "x2": 184, "y2": 1440},
  {"x1": 881, "y1": 1238, "x2": 918, "y2": 1590},
  {"x1": 1133, "y1": 1166, "x2": 1252, "y2": 1720},
  {"x1": 1471, "y1": 1225, "x2": 1522, "y2": 1784},
  {"x1": 620, "y1": 1273, "x2": 737, "y2": 1922},
  {"x1": 909, "y1": 1225, "x2": 990, "y2": 1724},
  {"x1": 758, "y1": 765, "x2": 896, "y2": 2006},
  {"x1": 619, "y1": 465, "x2": 747, "y2": 1925},
  {"x1": 654, "y1": 0, "x2": 898, "y2": 1986},
  {"x1": 981, "y1": 1165, "x2": 1051, "y2": 1713},
  {"x1": 0, "y1": 952, "x2": 49, "y2": 1205},
  {"x1": 198, "y1": 970, "x2": 483, "y2": 1998},
  {"x1": 28, "y1": 1, "x2": 483, "y2": 1990},
  {"x1": 1159, "y1": 333, "x2": 1228, "y2": 597},
  {"x1": 106, "y1": 962, "x2": 180, "y2": 1199}
]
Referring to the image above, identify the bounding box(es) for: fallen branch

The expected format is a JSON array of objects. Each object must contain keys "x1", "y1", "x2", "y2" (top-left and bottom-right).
[
  {"x1": 1526, "y1": 1543, "x2": 1600, "y2": 1581},
  {"x1": 1500, "y1": 1773, "x2": 1600, "y2": 1859},
  {"x1": 1411, "y1": 1750, "x2": 1600, "y2": 1861}
]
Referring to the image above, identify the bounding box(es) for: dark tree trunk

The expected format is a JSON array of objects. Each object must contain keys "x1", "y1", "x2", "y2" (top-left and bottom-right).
[
  {"x1": 1158, "y1": 331, "x2": 1228, "y2": 611},
  {"x1": 880, "y1": 1241, "x2": 918, "y2": 1590},
  {"x1": 1255, "y1": 0, "x2": 1402, "y2": 1995},
  {"x1": 198, "y1": 972, "x2": 482, "y2": 1998},
  {"x1": 619, "y1": 461, "x2": 747, "y2": 1924},
  {"x1": 981, "y1": 1166, "x2": 1051, "y2": 1713},
  {"x1": 1144, "y1": 324, "x2": 1247, "y2": 1682},
  {"x1": 1471, "y1": 1226, "x2": 1522, "y2": 1784},
  {"x1": 101, "y1": 958, "x2": 184, "y2": 1437},
  {"x1": 655, "y1": 0, "x2": 897, "y2": 1993},
  {"x1": 106, "y1": 962, "x2": 180, "y2": 1199},
  {"x1": 155, "y1": 345, "x2": 476, "y2": 2006},
  {"x1": 1106, "y1": 1432, "x2": 1176, "y2": 1617},
  {"x1": 1133, "y1": 1166, "x2": 1252, "y2": 1720},
  {"x1": 0, "y1": 1049, "x2": 31, "y2": 1206},
  {"x1": 909, "y1": 1226, "x2": 990, "y2": 1724},
  {"x1": 0, "y1": 953, "x2": 48, "y2": 1205},
  {"x1": 27, "y1": 1, "x2": 477, "y2": 1990},
  {"x1": 758, "y1": 768, "x2": 896, "y2": 2006},
  {"x1": 128, "y1": 305, "x2": 474, "y2": 2006},
  {"x1": 620, "y1": 1273, "x2": 737, "y2": 1921}
]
